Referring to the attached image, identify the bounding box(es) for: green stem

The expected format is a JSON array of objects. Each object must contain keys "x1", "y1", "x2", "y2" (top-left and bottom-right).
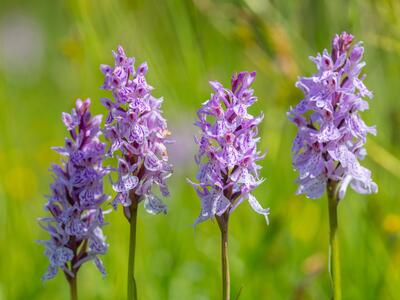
[
  {"x1": 69, "y1": 273, "x2": 78, "y2": 300},
  {"x1": 127, "y1": 195, "x2": 138, "y2": 300},
  {"x1": 327, "y1": 180, "x2": 342, "y2": 300},
  {"x1": 217, "y1": 213, "x2": 230, "y2": 300}
]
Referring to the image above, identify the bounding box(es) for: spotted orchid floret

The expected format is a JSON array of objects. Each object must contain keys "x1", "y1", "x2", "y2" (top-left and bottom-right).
[
  {"x1": 189, "y1": 72, "x2": 269, "y2": 225},
  {"x1": 100, "y1": 46, "x2": 172, "y2": 216},
  {"x1": 288, "y1": 32, "x2": 378, "y2": 199},
  {"x1": 38, "y1": 99, "x2": 109, "y2": 281}
]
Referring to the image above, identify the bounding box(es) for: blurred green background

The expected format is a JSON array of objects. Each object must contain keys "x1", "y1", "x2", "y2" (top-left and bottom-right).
[{"x1": 0, "y1": 0, "x2": 399, "y2": 299}]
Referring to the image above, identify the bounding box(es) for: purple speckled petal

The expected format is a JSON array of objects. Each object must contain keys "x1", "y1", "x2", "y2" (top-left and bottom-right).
[
  {"x1": 144, "y1": 194, "x2": 167, "y2": 215},
  {"x1": 248, "y1": 194, "x2": 270, "y2": 224}
]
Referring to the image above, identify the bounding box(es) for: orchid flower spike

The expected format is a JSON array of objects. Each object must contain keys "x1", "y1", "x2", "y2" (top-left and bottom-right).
[
  {"x1": 190, "y1": 71, "x2": 269, "y2": 225},
  {"x1": 39, "y1": 99, "x2": 109, "y2": 282},
  {"x1": 100, "y1": 46, "x2": 173, "y2": 218},
  {"x1": 288, "y1": 32, "x2": 378, "y2": 200}
]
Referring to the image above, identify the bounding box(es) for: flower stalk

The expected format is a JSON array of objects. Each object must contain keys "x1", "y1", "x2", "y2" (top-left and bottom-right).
[
  {"x1": 127, "y1": 193, "x2": 138, "y2": 300},
  {"x1": 217, "y1": 213, "x2": 230, "y2": 300},
  {"x1": 67, "y1": 273, "x2": 78, "y2": 300},
  {"x1": 327, "y1": 180, "x2": 341, "y2": 300}
]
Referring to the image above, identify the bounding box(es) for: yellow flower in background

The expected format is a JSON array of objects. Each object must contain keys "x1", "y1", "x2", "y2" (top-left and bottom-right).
[{"x1": 383, "y1": 214, "x2": 400, "y2": 234}]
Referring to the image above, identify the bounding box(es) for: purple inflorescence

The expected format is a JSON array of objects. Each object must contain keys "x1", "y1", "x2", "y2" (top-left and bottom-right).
[
  {"x1": 39, "y1": 99, "x2": 109, "y2": 281},
  {"x1": 288, "y1": 32, "x2": 378, "y2": 199},
  {"x1": 189, "y1": 71, "x2": 269, "y2": 225},
  {"x1": 100, "y1": 46, "x2": 172, "y2": 216}
]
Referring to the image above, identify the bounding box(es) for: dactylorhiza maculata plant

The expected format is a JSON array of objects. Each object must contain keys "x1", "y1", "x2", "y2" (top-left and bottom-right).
[
  {"x1": 38, "y1": 99, "x2": 109, "y2": 300},
  {"x1": 100, "y1": 46, "x2": 173, "y2": 300},
  {"x1": 288, "y1": 32, "x2": 378, "y2": 300},
  {"x1": 189, "y1": 71, "x2": 269, "y2": 300}
]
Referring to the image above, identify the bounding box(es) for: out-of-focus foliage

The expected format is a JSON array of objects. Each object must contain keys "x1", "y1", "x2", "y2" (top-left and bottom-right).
[{"x1": 0, "y1": 0, "x2": 399, "y2": 299}]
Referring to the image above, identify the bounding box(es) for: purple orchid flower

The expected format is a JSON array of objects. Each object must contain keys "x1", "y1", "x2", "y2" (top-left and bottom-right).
[
  {"x1": 190, "y1": 71, "x2": 269, "y2": 299},
  {"x1": 288, "y1": 32, "x2": 378, "y2": 300},
  {"x1": 100, "y1": 46, "x2": 173, "y2": 299}
]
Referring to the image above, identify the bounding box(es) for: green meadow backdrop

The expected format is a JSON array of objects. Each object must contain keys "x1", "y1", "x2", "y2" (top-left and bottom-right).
[{"x1": 0, "y1": 0, "x2": 399, "y2": 299}]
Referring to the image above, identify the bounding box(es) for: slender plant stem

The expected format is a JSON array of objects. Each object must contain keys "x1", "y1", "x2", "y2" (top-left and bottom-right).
[
  {"x1": 327, "y1": 179, "x2": 342, "y2": 300},
  {"x1": 217, "y1": 213, "x2": 230, "y2": 300},
  {"x1": 127, "y1": 193, "x2": 138, "y2": 300},
  {"x1": 68, "y1": 273, "x2": 78, "y2": 300}
]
